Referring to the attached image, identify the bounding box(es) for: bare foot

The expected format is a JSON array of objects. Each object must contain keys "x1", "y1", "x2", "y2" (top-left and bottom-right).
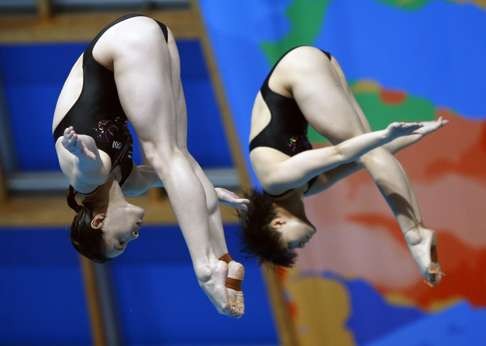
[
  {"x1": 226, "y1": 261, "x2": 245, "y2": 317},
  {"x1": 61, "y1": 126, "x2": 97, "y2": 160},
  {"x1": 405, "y1": 227, "x2": 444, "y2": 287},
  {"x1": 198, "y1": 260, "x2": 241, "y2": 317}
]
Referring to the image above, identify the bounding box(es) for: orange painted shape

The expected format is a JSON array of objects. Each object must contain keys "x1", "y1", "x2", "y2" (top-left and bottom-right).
[
  {"x1": 275, "y1": 266, "x2": 289, "y2": 282},
  {"x1": 288, "y1": 301, "x2": 298, "y2": 320}
]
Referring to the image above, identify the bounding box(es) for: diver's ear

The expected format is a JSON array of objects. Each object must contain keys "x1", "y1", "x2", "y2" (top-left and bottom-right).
[
  {"x1": 90, "y1": 213, "x2": 106, "y2": 229},
  {"x1": 270, "y1": 217, "x2": 287, "y2": 229}
]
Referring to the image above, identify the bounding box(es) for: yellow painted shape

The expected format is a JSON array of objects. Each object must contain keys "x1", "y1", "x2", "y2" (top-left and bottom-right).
[
  {"x1": 384, "y1": 293, "x2": 463, "y2": 312},
  {"x1": 287, "y1": 276, "x2": 355, "y2": 346},
  {"x1": 350, "y1": 80, "x2": 380, "y2": 93},
  {"x1": 427, "y1": 297, "x2": 465, "y2": 312}
]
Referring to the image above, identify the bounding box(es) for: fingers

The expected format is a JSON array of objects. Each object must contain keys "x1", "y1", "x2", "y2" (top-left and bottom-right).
[
  {"x1": 63, "y1": 126, "x2": 78, "y2": 137},
  {"x1": 82, "y1": 146, "x2": 97, "y2": 160},
  {"x1": 225, "y1": 190, "x2": 241, "y2": 199},
  {"x1": 390, "y1": 121, "x2": 422, "y2": 130},
  {"x1": 437, "y1": 116, "x2": 449, "y2": 127},
  {"x1": 61, "y1": 127, "x2": 97, "y2": 160},
  {"x1": 236, "y1": 198, "x2": 250, "y2": 212},
  {"x1": 389, "y1": 122, "x2": 423, "y2": 136},
  {"x1": 402, "y1": 122, "x2": 424, "y2": 131},
  {"x1": 62, "y1": 126, "x2": 79, "y2": 149}
]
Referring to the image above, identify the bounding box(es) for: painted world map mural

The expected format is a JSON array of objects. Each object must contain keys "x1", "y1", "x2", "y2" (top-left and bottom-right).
[{"x1": 200, "y1": 0, "x2": 486, "y2": 344}]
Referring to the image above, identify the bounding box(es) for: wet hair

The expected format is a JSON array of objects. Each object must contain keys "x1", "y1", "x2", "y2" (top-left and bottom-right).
[
  {"x1": 239, "y1": 190, "x2": 297, "y2": 267},
  {"x1": 67, "y1": 186, "x2": 109, "y2": 263}
]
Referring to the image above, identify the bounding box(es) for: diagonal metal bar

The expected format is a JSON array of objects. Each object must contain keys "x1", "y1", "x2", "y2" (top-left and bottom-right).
[
  {"x1": 80, "y1": 258, "x2": 123, "y2": 346},
  {"x1": 0, "y1": 77, "x2": 16, "y2": 174},
  {"x1": 0, "y1": 73, "x2": 16, "y2": 204},
  {"x1": 36, "y1": 0, "x2": 52, "y2": 20},
  {"x1": 193, "y1": 2, "x2": 298, "y2": 345}
]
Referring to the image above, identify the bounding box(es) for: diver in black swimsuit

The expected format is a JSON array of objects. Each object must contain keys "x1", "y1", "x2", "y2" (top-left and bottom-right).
[
  {"x1": 249, "y1": 49, "x2": 332, "y2": 196},
  {"x1": 53, "y1": 15, "x2": 248, "y2": 317},
  {"x1": 243, "y1": 46, "x2": 446, "y2": 286},
  {"x1": 53, "y1": 14, "x2": 168, "y2": 190}
]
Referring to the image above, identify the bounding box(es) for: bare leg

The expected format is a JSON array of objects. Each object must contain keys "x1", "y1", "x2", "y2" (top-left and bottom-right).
[
  {"x1": 329, "y1": 57, "x2": 426, "y2": 226},
  {"x1": 329, "y1": 57, "x2": 441, "y2": 284},
  {"x1": 165, "y1": 30, "x2": 228, "y2": 258},
  {"x1": 286, "y1": 47, "x2": 442, "y2": 284},
  {"x1": 100, "y1": 17, "x2": 238, "y2": 314},
  {"x1": 165, "y1": 29, "x2": 244, "y2": 314}
]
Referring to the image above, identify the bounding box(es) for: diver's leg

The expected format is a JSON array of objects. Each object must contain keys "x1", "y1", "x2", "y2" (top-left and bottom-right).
[
  {"x1": 287, "y1": 47, "x2": 442, "y2": 284},
  {"x1": 166, "y1": 28, "x2": 244, "y2": 314},
  {"x1": 102, "y1": 17, "x2": 237, "y2": 314},
  {"x1": 165, "y1": 28, "x2": 228, "y2": 258}
]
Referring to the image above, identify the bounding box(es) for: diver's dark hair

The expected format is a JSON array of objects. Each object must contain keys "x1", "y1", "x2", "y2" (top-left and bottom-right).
[
  {"x1": 67, "y1": 186, "x2": 109, "y2": 263},
  {"x1": 239, "y1": 190, "x2": 297, "y2": 267}
]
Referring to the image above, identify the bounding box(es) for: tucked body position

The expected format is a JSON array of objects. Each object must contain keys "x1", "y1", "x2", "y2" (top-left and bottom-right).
[
  {"x1": 243, "y1": 46, "x2": 446, "y2": 286},
  {"x1": 52, "y1": 15, "x2": 248, "y2": 316}
]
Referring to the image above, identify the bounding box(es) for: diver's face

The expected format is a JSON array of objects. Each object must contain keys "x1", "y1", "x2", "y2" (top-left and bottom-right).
[
  {"x1": 91, "y1": 203, "x2": 145, "y2": 258},
  {"x1": 271, "y1": 206, "x2": 316, "y2": 249}
]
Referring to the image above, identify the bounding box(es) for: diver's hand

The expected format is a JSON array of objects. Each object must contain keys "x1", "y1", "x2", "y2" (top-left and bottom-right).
[
  {"x1": 215, "y1": 187, "x2": 249, "y2": 212},
  {"x1": 385, "y1": 122, "x2": 424, "y2": 140},
  {"x1": 414, "y1": 117, "x2": 449, "y2": 137},
  {"x1": 61, "y1": 126, "x2": 97, "y2": 160}
]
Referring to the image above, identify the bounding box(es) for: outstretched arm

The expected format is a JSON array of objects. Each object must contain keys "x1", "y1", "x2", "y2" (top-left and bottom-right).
[
  {"x1": 215, "y1": 187, "x2": 249, "y2": 212},
  {"x1": 122, "y1": 165, "x2": 249, "y2": 213},
  {"x1": 262, "y1": 122, "x2": 423, "y2": 195},
  {"x1": 121, "y1": 165, "x2": 162, "y2": 196},
  {"x1": 305, "y1": 118, "x2": 448, "y2": 195}
]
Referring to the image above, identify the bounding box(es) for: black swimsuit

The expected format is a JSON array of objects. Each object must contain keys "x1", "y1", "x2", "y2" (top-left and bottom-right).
[
  {"x1": 53, "y1": 14, "x2": 168, "y2": 188},
  {"x1": 249, "y1": 46, "x2": 332, "y2": 196}
]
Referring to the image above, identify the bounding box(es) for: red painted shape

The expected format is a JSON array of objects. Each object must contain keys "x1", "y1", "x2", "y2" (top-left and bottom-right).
[
  {"x1": 379, "y1": 88, "x2": 407, "y2": 104},
  {"x1": 348, "y1": 213, "x2": 486, "y2": 309}
]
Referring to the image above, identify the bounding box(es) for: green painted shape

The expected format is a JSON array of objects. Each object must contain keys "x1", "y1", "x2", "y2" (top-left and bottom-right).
[
  {"x1": 308, "y1": 126, "x2": 330, "y2": 144},
  {"x1": 356, "y1": 90, "x2": 436, "y2": 130},
  {"x1": 260, "y1": 0, "x2": 330, "y2": 66},
  {"x1": 308, "y1": 83, "x2": 436, "y2": 144},
  {"x1": 377, "y1": 0, "x2": 432, "y2": 10}
]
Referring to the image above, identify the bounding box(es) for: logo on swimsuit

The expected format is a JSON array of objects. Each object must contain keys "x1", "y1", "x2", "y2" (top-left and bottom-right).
[{"x1": 112, "y1": 141, "x2": 123, "y2": 150}]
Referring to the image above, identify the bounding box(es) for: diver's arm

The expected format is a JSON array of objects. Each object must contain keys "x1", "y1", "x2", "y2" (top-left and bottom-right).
[
  {"x1": 122, "y1": 167, "x2": 249, "y2": 213},
  {"x1": 214, "y1": 187, "x2": 249, "y2": 212},
  {"x1": 305, "y1": 118, "x2": 447, "y2": 195},
  {"x1": 121, "y1": 165, "x2": 163, "y2": 196},
  {"x1": 55, "y1": 126, "x2": 111, "y2": 193},
  {"x1": 261, "y1": 122, "x2": 423, "y2": 195}
]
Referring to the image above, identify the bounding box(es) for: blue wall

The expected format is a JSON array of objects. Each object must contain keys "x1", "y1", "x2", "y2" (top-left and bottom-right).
[
  {"x1": 0, "y1": 228, "x2": 91, "y2": 346},
  {"x1": 0, "y1": 225, "x2": 278, "y2": 345},
  {"x1": 0, "y1": 40, "x2": 233, "y2": 171}
]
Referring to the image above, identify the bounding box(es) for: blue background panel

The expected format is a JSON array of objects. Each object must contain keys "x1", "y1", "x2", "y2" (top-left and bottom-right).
[
  {"x1": 0, "y1": 225, "x2": 278, "y2": 346},
  {"x1": 111, "y1": 225, "x2": 278, "y2": 345},
  {"x1": 0, "y1": 228, "x2": 91, "y2": 346},
  {"x1": 0, "y1": 40, "x2": 233, "y2": 171}
]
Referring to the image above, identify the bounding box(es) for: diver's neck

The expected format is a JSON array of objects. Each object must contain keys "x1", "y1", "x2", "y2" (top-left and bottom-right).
[{"x1": 105, "y1": 179, "x2": 129, "y2": 209}]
